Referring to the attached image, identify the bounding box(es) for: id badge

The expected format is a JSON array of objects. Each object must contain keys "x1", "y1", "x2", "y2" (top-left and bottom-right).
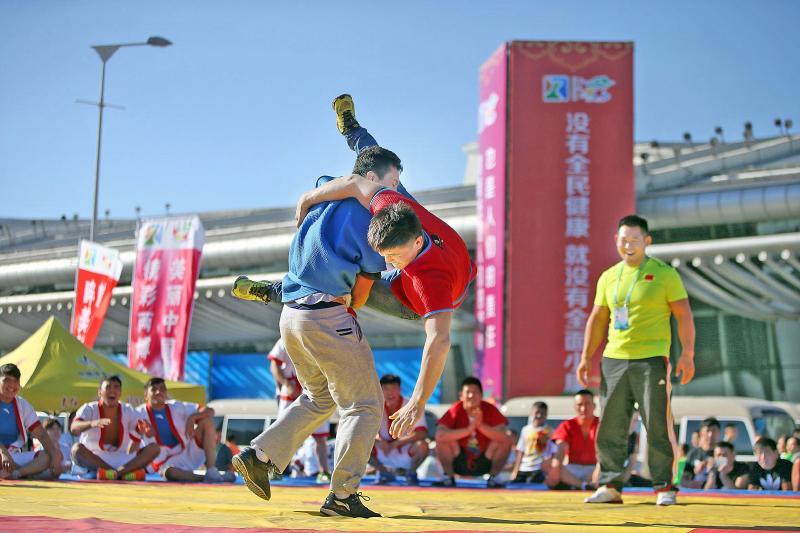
[{"x1": 613, "y1": 306, "x2": 629, "y2": 330}]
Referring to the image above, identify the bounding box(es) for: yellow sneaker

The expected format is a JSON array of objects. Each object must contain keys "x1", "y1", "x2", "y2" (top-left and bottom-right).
[
  {"x1": 332, "y1": 93, "x2": 360, "y2": 135},
  {"x1": 231, "y1": 275, "x2": 272, "y2": 304}
]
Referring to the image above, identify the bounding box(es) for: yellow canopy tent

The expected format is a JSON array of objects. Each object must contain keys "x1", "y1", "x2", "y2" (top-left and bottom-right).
[{"x1": 0, "y1": 317, "x2": 205, "y2": 413}]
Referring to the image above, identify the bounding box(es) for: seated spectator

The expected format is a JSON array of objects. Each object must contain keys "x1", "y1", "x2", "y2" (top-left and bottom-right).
[
  {"x1": 138, "y1": 377, "x2": 234, "y2": 482},
  {"x1": 673, "y1": 444, "x2": 690, "y2": 486},
  {"x1": 777, "y1": 434, "x2": 789, "y2": 456},
  {"x1": 510, "y1": 401, "x2": 555, "y2": 484},
  {"x1": 748, "y1": 437, "x2": 793, "y2": 491},
  {"x1": 289, "y1": 435, "x2": 334, "y2": 479},
  {"x1": 780, "y1": 435, "x2": 798, "y2": 462},
  {"x1": 723, "y1": 423, "x2": 738, "y2": 444},
  {"x1": 370, "y1": 374, "x2": 428, "y2": 485},
  {"x1": 549, "y1": 389, "x2": 599, "y2": 490},
  {"x1": 224, "y1": 432, "x2": 240, "y2": 456},
  {"x1": 33, "y1": 418, "x2": 73, "y2": 472},
  {"x1": 681, "y1": 417, "x2": 720, "y2": 489},
  {"x1": 215, "y1": 428, "x2": 234, "y2": 473},
  {"x1": 793, "y1": 455, "x2": 800, "y2": 492},
  {"x1": 690, "y1": 430, "x2": 700, "y2": 450},
  {"x1": 623, "y1": 412, "x2": 650, "y2": 487},
  {"x1": 703, "y1": 441, "x2": 748, "y2": 490},
  {"x1": 0, "y1": 363, "x2": 63, "y2": 480},
  {"x1": 434, "y1": 376, "x2": 511, "y2": 488},
  {"x1": 71, "y1": 375, "x2": 159, "y2": 480}
]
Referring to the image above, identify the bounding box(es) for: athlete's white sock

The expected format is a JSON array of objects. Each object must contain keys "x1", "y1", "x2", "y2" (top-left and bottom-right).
[
  {"x1": 334, "y1": 490, "x2": 350, "y2": 500},
  {"x1": 253, "y1": 446, "x2": 270, "y2": 463}
]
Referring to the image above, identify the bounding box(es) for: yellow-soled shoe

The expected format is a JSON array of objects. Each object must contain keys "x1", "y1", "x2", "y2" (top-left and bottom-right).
[
  {"x1": 231, "y1": 275, "x2": 271, "y2": 304},
  {"x1": 332, "y1": 93, "x2": 359, "y2": 135}
]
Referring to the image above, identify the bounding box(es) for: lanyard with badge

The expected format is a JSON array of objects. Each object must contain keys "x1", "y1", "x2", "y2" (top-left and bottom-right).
[{"x1": 612, "y1": 257, "x2": 648, "y2": 330}]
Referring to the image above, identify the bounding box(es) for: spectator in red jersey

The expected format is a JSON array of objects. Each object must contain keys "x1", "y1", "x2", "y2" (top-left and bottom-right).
[
  {"x1": 433, "y1": 377, "x2": 511, "y2": 488},
  {"x1": 548, "y1": 389, "x2": 599, "y2": 490}
]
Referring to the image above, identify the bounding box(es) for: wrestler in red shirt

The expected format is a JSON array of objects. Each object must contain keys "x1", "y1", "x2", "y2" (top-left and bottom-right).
[
  {"x1": 548, "y1": 390, "x2": 600, "y2": 490},
  {"x1": 434, "y1": 377, "x2": 511, "y2": 488},
  {"x1": 295, "y1": 147, "x2": 476, "y2": 440}
]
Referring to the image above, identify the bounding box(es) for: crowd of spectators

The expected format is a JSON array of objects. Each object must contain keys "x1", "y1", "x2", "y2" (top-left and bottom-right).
[
  {"x1": 2, "y1": 360, "x2": 799, "y2": 493},
  {"x1": 391, "y1": 380, "x2": 800, "y2": 493},
  {"x1": 675, "y1": 416, "x2": 799, "y2": 492}
]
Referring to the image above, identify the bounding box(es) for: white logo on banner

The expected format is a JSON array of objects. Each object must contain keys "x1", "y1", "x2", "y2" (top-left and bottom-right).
[
  {"x1": 543, "y1": 75, "x2": 616, "y2": 104},
  {"x1": 478, "y1": 92, "x2": 499, "y2": 133}
]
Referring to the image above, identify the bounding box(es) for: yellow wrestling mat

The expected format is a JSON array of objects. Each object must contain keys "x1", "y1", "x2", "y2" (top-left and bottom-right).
[{"x1": 0, "y1": 481, "x2": 798, "y2": 532}]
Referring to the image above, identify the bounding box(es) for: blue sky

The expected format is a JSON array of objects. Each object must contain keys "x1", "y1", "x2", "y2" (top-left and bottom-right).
[{"x1": 1, "y1": 0, "x2": 798, "y2": 220}]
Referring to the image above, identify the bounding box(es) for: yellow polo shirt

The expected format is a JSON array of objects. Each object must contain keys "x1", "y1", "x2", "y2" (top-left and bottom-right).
[{"x1": 594, "y1": 256, "x2": 688, "y2": 360}]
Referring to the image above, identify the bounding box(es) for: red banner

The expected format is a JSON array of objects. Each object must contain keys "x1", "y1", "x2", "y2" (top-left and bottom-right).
[
  {"x1": 474, "y1": 43, "x2": 509, "y2": 402},
  {"x1": 503, "y1": 41, "x2": 635, "y2": 397},
  {"x1": 71, "y1": 240, "x2": 123, "y2": 348},
  {"x1": 128, "y1": 216, "x2": 204, "y2": 381},
  {"x1": 474, "y1": 42, "x2": 635, "y2": 398}
]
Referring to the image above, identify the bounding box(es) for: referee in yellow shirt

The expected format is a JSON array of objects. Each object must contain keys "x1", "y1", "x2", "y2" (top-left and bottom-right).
[{"x1": 578, "y1": 214, "x2": 696, "y2": 506}]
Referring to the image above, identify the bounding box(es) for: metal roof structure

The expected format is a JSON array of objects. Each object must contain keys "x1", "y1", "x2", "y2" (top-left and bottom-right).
[{"x1": 1, "y1": 134, "x2": 799, "y2": 353}]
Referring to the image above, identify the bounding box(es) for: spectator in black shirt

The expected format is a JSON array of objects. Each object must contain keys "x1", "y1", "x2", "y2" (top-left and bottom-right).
[
  {"x1": 681, "y1": 417, "x2": 720, "y2": 488},
  {"x1": 748, "y1": 437, "x2": 792, "y2": 491},
  {"x1": 703, "y1": 441, "x2": 748, "y2": 490}
]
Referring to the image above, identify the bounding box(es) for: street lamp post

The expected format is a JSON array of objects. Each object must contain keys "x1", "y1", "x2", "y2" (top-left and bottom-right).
[{"x1": 88, "y1": 36, "x2": 171, "y2": 241}]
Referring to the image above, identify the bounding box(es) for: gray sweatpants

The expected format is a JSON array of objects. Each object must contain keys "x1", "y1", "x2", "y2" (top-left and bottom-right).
[
  {"x1": 596, "y1": 356, "x2": 676, "y2": 491},
  {"x1": 250, "y1": 304, "x2": 383, "y2": 495}
]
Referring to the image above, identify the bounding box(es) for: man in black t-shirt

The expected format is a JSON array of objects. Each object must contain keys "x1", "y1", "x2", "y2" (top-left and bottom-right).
[
  {"x1": 748, "y1": 437, "x2": 793, "y2": 491},
  {"x1": 681, "y1": 417, "x2": 720, "y2": 488},
  {"x1": 704, "y1": 441, "x2": 748, "y2": 490}
]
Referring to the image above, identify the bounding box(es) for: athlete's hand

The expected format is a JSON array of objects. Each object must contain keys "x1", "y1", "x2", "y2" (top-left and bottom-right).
[
  {"x1": 136, "y1": 419, "x2": 154, "y2": 438},
  {"x1": 470, "y1": 407, "x2": 484, "y2": 430},
  {"x1": 295, "y1": 194, "x2": 311, "y2": 228},
  {"x1": 92, "y1": 418, "x2": 111, "y2": 428},
  {"x1": 0, "y1": 449, "x2": 12, "y2": 472},
  {"x1": 389, "y1": 399, "x2": 424, "y2": 439},
  {"x1": 376, "y1": 440, "x2": 391, "y2": 455},
  {"x1": 576, "y1": 357, "x2": 591, "y2": 388},
  {"x1": 675, "y1": 352, "x2": 695, "y2": 385},
  {"x1": 185, "y1": 417, "x2": 197, "y2": 440}
]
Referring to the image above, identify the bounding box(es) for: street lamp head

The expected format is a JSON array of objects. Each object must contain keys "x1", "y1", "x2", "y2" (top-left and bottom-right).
[{"x1": 147, "y1": 36, "x2": 172, "y2": 47}]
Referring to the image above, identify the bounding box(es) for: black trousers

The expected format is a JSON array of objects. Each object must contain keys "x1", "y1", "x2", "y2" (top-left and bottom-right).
[{"x1": 597, "y1": 356, "x2": 676, "y2": 491}]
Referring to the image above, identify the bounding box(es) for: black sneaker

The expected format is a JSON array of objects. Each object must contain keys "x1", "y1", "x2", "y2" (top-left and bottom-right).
[
  {"x1": 320, "y1": 492, "x2": 381, "y2": 518},
  {"x1": 232, "y1": 447, "x2": 281, "y2": 501},
  {"x1": 332, "y1": 94, "x2": 360, "y2": 135},
  {"x1": 486, "y1": 475, "x2": 505, "y2": 488},
  {"x1": 431, "y1": 475, "x2": 456, "y2": 487}
]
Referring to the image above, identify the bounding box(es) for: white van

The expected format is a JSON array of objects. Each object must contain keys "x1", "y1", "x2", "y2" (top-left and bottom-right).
[
  {"x1": 209, "y1": 398, "x2": 450, "y2": 447},
  {"x1": 208, "y1": 399, "x2": 283, "y2": 447},
  {"x1": 771, "y1": 402, "x2": 800, "y2": 427}
]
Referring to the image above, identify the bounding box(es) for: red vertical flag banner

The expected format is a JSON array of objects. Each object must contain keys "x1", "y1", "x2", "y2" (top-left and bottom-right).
[
  {"x1": 474, "y1": 43, "x2": 509, "y2": 402},
  {"x1": 505, "y1": 41, "x2": 634, "y2": 397},
  {"x1": 474, "y1": 41, "x2": 635, "y2": 398},
  {"x1": 128, "y1": 216, "x2": 204, "y2": 381},
  {"x1": 71, "y1": 240, "x2": 123, "y2": 349}
]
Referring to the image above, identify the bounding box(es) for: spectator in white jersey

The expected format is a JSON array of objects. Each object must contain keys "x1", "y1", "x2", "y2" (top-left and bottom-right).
[
  {"x1": 268, "y1": 338, "x2": 331, "y2": 482},
  {"x1": 370, "y1": 374, "x2": 429, "y2": 485},
  {"x1": 138, "y1": 377, "x2": 234, "y2": 482},
  {"x1": 510, "y1": 401, "x2": 556, "y2": 484},
  {"x1": 71, "y1": 375, "x2": 159, "y2": 481}
]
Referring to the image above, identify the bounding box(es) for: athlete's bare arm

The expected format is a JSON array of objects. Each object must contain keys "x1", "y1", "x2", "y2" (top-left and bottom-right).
[
  {"x1": 295, "y1": 174, "x2": 382, "y2": 226},
  {"x1": 389, "y1": 312, "x2": 452, "y2": 438}
]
